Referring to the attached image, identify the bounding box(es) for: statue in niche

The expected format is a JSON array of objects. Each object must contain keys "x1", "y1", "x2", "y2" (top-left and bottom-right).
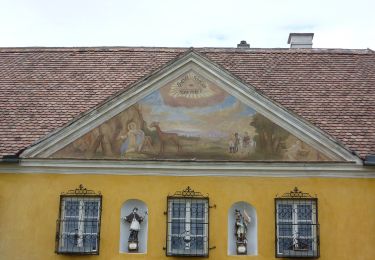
[
  {"x1": 122, "y1": 207, "x2": 145, "y2": 252},
  {"x1": 234, "y1": 209, "x2": 251, "y2": 255}
]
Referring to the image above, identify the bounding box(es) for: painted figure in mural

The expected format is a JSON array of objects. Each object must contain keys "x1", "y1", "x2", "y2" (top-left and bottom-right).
[
  {"x1": 235, "y1": 209, "x2": 251, "y2": 254},
  {"x1": 120, "y1": 122, "x2": 145, "y2": 155},
  {"x1": 243, "y1": 132, "x2": 257, "y2": 154},
  {"x1": 234, "y1": 133, "x2": 240, "y2": 153},
  {"x1": 242, "y1": 132, "x2": 251, "y2": 148},
  {"x1": 229, "y1": 133, "x2": 241, "y2": 153},
  {"x1": 285, "y1": 140, "x2": 310, "y2": 160},
  {"x1": 123, "y1": 207, "x2": 144, "y2": 244},
  {"x1": 229, "y1": 138, "x2": 235, "y2": 153}
]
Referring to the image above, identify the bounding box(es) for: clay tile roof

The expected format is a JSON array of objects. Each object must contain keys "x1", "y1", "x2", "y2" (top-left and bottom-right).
[{"x1": 0, "y1": 47, "x2": 374, "y2": 159}]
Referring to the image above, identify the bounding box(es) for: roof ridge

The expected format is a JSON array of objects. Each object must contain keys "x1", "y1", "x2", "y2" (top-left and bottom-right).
[
  {"x1": 0, "y1": 46, "x2": 189, "y2": 53},
  {"x1": 0, "y1": 46, "x2": 373, "y2": 55}
]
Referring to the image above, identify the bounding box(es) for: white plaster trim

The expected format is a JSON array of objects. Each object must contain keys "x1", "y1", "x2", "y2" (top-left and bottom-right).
[
  {"x1": 0, "y1": 159, "x2": 373, "y2": 178},
  {"x1": 20, "y1": 51, "x2": 362, "y2": 164}
]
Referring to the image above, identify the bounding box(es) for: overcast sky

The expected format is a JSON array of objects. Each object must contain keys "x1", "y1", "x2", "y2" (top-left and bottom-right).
[{"x1": 1, "y1": 0, "x2": 374, "y2": 49}]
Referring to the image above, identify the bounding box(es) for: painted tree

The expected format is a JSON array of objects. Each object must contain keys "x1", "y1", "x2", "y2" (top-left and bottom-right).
[{"x1": 250, "y1": 114, "x2": 289, "y2": 159}]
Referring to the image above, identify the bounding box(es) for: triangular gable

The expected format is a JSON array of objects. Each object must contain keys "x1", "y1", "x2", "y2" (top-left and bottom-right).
[{"x1": 20, "y1": 50, "x2": 361, "y2": 164}]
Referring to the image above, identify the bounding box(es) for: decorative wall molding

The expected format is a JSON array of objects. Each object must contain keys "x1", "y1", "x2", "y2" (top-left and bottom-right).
[{"x1": 0, "y1": 159, "x2": 373, "y2": 178}]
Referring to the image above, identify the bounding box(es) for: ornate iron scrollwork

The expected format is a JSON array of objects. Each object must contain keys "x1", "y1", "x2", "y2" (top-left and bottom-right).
[
  {"x1": 171, "y1": 186, "x2": 207, "y2": 198},
  {"x1": 277, "y1": 187, "x2": 315, "y2": 199},
  {"x1": 62, "y1": 184, "x2": 101, "y2": 196}
]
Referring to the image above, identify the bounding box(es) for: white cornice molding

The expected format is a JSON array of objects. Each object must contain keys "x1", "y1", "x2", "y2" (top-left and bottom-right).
[
  {"x1": 0, "y1": 159, "x2": 373, "y2": 178},
  {"x1": 20, "y1": 51, "x2": 362, "y2": 164}
]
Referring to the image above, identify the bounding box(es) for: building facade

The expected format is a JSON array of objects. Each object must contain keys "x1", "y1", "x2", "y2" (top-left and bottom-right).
[{"x1": 0, "y1": 43, "x2": 375, "y2": 260}]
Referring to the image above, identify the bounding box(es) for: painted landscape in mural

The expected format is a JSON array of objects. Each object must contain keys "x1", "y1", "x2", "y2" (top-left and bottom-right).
[{"x1": 51, "y1": 71, "x2": 331, "y2": 161}]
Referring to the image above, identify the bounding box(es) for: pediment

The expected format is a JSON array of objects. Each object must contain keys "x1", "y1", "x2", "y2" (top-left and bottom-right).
[{"x1": 20, "y1": 50, "x2": 361, "y2": 163}]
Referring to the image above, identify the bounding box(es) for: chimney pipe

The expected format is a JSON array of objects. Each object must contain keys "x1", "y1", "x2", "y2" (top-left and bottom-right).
[
  {"x1": 237, "y1": 40, "x2": 250, "y2": 48},
  {"x1": 288, "y1": 33, "x2": 314, "y2": 48}
]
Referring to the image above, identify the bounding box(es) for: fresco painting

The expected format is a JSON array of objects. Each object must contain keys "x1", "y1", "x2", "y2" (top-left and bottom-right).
[{"x1": 50, "y1": 71, "x2": 332, "y2": 161}]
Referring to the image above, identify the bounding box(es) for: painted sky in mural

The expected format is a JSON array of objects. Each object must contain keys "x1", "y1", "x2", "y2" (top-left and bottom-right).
[{"x1": 51, "y1": 71, "x2": 332, "y2": 161}]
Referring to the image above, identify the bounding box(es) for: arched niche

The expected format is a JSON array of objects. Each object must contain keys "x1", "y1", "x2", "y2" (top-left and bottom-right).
[
  {"x1": 120, "y1": 199, "x2": 148, "y2": 254},
  {"x1": 228, "y1": 201, "x2": 257, "y2": 256}
]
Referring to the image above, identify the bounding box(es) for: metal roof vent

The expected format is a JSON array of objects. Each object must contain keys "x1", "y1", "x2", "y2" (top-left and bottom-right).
[
  {"x1": 288, "y1": 33, "x2": 314, "y2": 48},
  {"x1": 364, "y1": 155, "x2": 375, "y2": 166},
  {"x1": 237, "y1": 40, "x2": 250, "y2": 48}
]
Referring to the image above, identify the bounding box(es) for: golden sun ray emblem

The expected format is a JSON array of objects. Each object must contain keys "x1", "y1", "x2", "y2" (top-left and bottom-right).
[{"x1": 160, "y1": 71, "x2": 227, "y2": 107}]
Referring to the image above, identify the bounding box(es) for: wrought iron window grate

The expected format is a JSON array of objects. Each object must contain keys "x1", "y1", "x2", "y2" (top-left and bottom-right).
[
  {"x1": 275, "y1": 187, "x2": 319, "y2": 258},
  {"x1": 166, "y1": 186, "x2": 209, "y2": 257},
  {"x1": 55, "y1": 185, "x2": 102, "y2": 255}
]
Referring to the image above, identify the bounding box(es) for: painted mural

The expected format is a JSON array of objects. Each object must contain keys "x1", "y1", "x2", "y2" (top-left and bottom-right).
[{"x1": 50, "y1": 71, "x2": 332, "y2": 161}]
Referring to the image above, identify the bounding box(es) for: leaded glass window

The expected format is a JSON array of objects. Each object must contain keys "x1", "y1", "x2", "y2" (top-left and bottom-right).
[
  {"x1": 166, "y1": 187, "x2": 209, "y2": 257},
  {"x1": 55, "y1": 185, "x2": 102, "y2": 255},
  {"x1": 275, "y1": 187, "x2": 319, "y2": 258}
]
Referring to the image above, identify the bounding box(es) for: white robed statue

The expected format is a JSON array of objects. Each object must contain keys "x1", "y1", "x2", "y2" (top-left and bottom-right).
[{"x1": 123, "y1": 207, "x2": 144, "y2": 251}]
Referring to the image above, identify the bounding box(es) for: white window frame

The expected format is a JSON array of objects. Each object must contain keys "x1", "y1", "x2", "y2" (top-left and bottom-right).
[
  {"x1": 275, "y1": 198, "x2": 319, "y2": 258},
  {"x1": 56, "y1": 185, "x2": 102, "y2": 255},
  {"x1": 166, "y1": 196, "x2": 209, "y2": 256}
]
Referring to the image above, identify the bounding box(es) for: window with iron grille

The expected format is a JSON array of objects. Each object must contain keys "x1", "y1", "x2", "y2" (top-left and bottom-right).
[
  {"x1": 275, "y1": 187, "x2": 319, "y2": 258},
  {"x1": 55, "y1": 185, "x2": 102, "y2": 255},
  {"x1": 166, "y1": 186, "x2": 209, "y2": 257}
]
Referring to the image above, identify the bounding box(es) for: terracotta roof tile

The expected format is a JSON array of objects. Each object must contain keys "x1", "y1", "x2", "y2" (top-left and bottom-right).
[{"x1": 0, "y1": 47, "x2": 374, "y2": 159}]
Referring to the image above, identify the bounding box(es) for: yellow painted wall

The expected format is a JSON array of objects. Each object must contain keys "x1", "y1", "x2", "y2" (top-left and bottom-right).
[{"x1": 0, "y1": 173, "x2": 374, "y2": 260}]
